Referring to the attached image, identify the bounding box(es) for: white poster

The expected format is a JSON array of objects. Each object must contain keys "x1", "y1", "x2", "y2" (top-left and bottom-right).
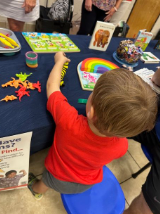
[{"x1": 0, "y1": 132, "x2": 32, "y2": 191}]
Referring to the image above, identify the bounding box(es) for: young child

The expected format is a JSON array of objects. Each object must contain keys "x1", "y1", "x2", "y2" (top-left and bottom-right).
[
  {"x1": 0, "y1": 170, "x2": 27, "y2": 188},
  {"x1": 28, "y1": 52, "x2": 158, "y2": 199}
]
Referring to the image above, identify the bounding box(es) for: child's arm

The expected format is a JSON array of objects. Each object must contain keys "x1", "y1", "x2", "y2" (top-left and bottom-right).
[
  {"x1": 46, "y1": 52, "x2": 70, "y2": 98},
  {"x1": 19, "y1": 170, "x2": 27, "y2": 176}
]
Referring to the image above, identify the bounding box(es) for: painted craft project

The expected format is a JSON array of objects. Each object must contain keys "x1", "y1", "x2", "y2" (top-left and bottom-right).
[
  {"x1": 77, "y1": 58, "x2": 119, "y2": 91},
  {"x1": 22, "y1": 32, "x2": 80, "y2": 53}
]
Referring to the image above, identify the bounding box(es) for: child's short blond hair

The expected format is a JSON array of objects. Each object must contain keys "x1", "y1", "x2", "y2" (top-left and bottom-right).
[{"x1": 92, "y1": 69, "x2": 158, "y2": 137}]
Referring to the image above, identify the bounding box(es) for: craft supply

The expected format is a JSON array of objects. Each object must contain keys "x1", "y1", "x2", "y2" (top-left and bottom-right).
[{"x1": 25, "y1": 51, "x2": 38, "y2": 68}]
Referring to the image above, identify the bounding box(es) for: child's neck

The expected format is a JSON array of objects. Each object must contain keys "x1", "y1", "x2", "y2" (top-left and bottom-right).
[{"x1": 88, "y1": 120, "x2": 107, "y2": 137}]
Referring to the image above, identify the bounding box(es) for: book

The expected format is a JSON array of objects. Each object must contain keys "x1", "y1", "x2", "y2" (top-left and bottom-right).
[
  {"x1": 134, "y1": 29, "x2": 153, "y2": 51},
  {"x1": 0, "y1": 132, "x2": 32, "y2": 191},
  {"x1": 140, "y1": 52, "x2": 160, "y2": 63},
  {"x1": 77, "y1": 62, "x2": 101, "y2": 91},
  {"x1": 89, "y1": 21, "x2": 115, "y2": 51},
  {"x1": 22, "y1": 32, "x2": 80, "y2": 53},
  {"x1": 134, "y1": 68, "x2": 160, "y2": 94}
]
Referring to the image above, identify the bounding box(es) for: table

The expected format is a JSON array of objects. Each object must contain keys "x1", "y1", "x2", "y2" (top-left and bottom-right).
[{"x1": 0, "y1": 33, "x2": 159, "y2": 154}]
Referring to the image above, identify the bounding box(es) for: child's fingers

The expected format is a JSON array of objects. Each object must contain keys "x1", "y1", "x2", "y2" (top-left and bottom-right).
[
  {"x1": 63, "y1": 52, "x2": 70, "y2": 62},
  {"x1": 67, "y1": 58, "x2": 71, "y2": 62}
]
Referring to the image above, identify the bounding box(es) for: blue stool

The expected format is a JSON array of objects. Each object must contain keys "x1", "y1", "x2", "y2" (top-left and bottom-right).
[
  {"x1": 61, "y1": 166, "x2": 125, "y2": 214},
  {"x1": 132, "y1": 145, "x2": 152, "y2": 178}
]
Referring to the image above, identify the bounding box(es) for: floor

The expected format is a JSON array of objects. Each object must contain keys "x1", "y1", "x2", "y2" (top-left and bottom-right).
[{"x1": 0, "y1": 139, "x2": 150, "y2": 214}]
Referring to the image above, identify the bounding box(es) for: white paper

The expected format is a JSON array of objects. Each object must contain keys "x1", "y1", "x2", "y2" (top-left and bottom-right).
[{"x1": 135, "y1": 68, "x2": 160, "y2": 94}]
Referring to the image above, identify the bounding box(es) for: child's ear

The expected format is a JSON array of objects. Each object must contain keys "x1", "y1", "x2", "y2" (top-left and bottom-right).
[{"x1": 87, "y1": 106, "x2": 94, "y2": 120}]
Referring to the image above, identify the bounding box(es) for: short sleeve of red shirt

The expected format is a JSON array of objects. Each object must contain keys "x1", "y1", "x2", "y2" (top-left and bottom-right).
[{"x1": 47, "y1": 91, "x2": 79, "y2": 129}]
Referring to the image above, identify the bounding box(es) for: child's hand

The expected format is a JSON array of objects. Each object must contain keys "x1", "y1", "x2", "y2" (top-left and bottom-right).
[
  {"x1": 19, "y1": 170, "x2": 27, "y2": 175},
  {"x1": 54, "y1": 52, "x2": 70, "y2": 64}
]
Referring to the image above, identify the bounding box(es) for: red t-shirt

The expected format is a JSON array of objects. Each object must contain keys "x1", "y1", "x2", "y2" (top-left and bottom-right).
[{"x1": 45, "y1": 91, "x2": 128, "y2": 185}]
